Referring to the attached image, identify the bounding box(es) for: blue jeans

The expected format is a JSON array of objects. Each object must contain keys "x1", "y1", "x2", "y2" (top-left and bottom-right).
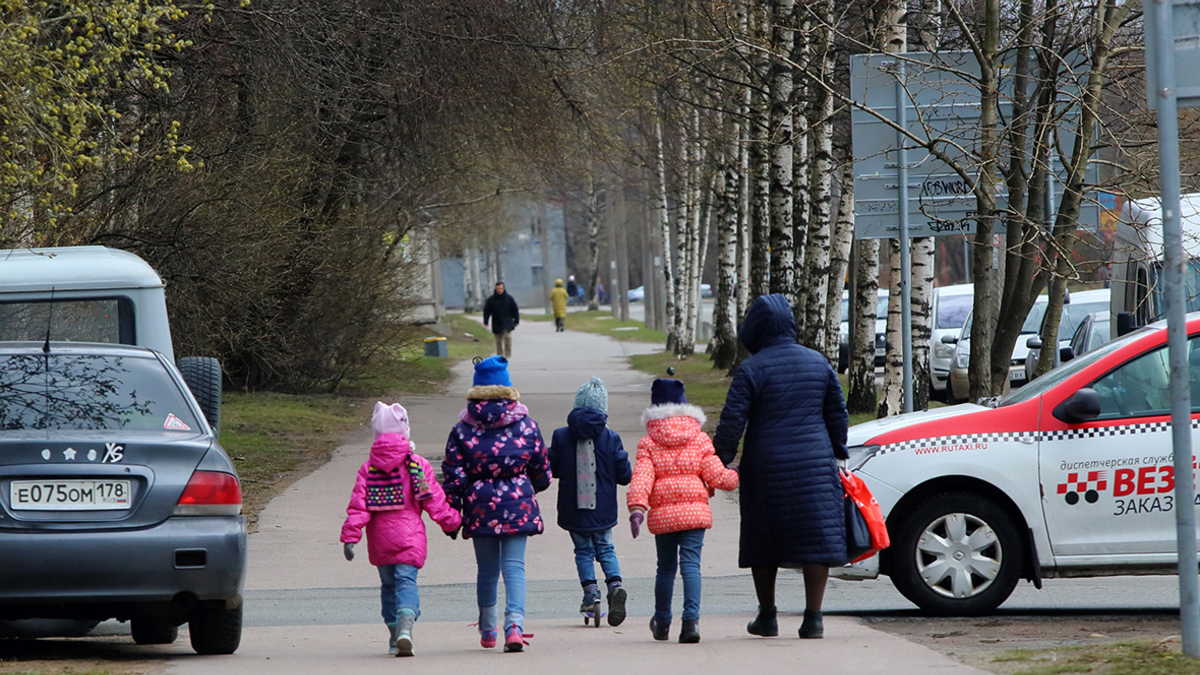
[
  {"x1": 473, "y1": 535, "x2": 528, "y2": 630},
  {"x1": 378, "y1": 563, "x2": 420, "y2": 624},
  {"x1": 654, "y1": 529, "x2": 705, "y2": 623},
  {"x1": 569, "y1": 529, "x2": 622, "y2": 586}
]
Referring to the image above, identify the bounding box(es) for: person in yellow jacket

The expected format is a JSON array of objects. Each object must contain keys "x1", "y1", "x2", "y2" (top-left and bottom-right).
[{"x1": 551, "y1": 279, "x2": 569, "y2": 332}]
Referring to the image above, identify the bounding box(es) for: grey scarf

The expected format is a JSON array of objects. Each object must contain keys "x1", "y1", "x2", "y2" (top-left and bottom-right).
[{"x1": 576, "y1": 438, "x2": 597, "y2": 510}]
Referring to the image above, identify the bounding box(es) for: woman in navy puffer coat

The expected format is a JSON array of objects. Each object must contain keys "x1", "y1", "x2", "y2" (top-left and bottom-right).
[
  {"x1": 442, "y1": 356, "x2": 551, "y2": 651},
  {"x1": 713, "y1": 294, "x2": 849, "y2": 640}
]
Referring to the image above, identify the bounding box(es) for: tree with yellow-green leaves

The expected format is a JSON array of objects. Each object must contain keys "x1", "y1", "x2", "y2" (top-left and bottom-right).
[{"x1": 0, "y1": 0, "x2": 203, "y2": 236}]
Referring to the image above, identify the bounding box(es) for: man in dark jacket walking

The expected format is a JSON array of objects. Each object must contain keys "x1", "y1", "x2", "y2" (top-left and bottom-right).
[
  {"x1": 549, "y1": 377, "x2": 632, "y2": 627},
  {"x1": 713, "y1": 293, "x2": 850, "y2": 641},
  {"x1": 482, "y1": 281, "x2": 519, "y2": 359}
]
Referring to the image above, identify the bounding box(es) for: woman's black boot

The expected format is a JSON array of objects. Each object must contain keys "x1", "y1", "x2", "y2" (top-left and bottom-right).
[
  {"x1": 798, "y1": 609, "x2": 824, "y2": 639},
  {"x1": 747, "y1": 606, "x2": 778, "y2": 637}
]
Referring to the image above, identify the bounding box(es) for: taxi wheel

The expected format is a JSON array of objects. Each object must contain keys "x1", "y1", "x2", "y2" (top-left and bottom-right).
[{"x1": 890, "y1": 493, "x2": 1023, "y2": 616}]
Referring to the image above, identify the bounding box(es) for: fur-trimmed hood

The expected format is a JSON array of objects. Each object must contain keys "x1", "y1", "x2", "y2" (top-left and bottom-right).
[
  {"x1": 467, "y1": 384, "x2": 520, "y2": 401},
  {"x1": 641, "y1": 403, "x2": 707, "y2": 447}
]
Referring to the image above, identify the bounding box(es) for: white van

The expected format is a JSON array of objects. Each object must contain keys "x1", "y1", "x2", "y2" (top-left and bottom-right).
[{"x1": 1111, "y1": 193, "x2": 1200, "y2": 336}]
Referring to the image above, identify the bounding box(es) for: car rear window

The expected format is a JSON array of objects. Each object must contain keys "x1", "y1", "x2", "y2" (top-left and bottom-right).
[
  {"x1": 0, "y1": 353, "x2": 200, "y2": 432},
  {"x1": 0, "y1": 299, "x2": 134, "y2": 345}
]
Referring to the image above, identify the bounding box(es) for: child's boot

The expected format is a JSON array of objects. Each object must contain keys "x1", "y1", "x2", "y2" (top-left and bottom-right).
[
  {"x1": 580, "y1": 583, "x2": 602, "y2": 627},
  {"x1": 679, "y1": 619, "x2": 700, "y2": 644},
  {"x1": 386, "y1": 622, "x2": 398, "y2": 655},
  {"x1": 394, "y1": 609, "x2": 416, "y2": 657},
  {"x1": 606, "y1": 580, "x2": 627, "y2": 627},
  {"x1": 479, "y1": 604, "x2": 498, "y2": 649},
  {"x1": 747, "y1": 606, "x2": 778, "y2": 637}
]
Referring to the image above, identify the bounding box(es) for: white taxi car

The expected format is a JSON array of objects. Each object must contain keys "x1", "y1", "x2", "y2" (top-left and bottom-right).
[{"x1": 838, "y1": 315, "x2": 1200, "y2": 615}]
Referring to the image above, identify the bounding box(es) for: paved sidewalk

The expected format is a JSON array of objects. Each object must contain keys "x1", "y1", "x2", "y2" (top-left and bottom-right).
[{"x1": 165, "y1": 317, "x2": 987, "y2": 675}]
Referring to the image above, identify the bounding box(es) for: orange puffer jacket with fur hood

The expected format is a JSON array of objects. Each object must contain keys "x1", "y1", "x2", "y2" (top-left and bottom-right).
[{"x1": 627, "y1": 403, "x2": 739, "y2": 535}]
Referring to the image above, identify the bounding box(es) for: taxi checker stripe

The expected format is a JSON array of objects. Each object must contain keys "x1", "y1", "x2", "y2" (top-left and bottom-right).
[{"x1": 880, "y1": 419, "x2": 1200, "y2": 454}]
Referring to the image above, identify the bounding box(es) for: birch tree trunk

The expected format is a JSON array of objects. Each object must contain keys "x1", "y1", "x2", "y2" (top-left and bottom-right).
[
  {"x1": 655, "y1": 117, "x2": 678, "y2": 351},
  {"x1": 910, "y1": 237, "x2": 934, "y2": 409},
  {"x1": 767, "y1": 0, "x2": 795, "y2": 307},
  {"x1": 673, "y1": 108, "x2": 694, "y2": 354},
  {"x1": 848, "y1": 239, "x2": 879, "y2": 413},
  {"x1": 824, "y1": 165, "x2": 855, "y2": 366},
  {"x1": 878, "y1": 240, "x2": 904, "y2": 417},
  {"x1": 750, "y1": 6, "x2": 772, "y2": 300},
  {"x1": 463, "y1": 247, "x2": 477, "y2": 312},
  {"x1": 712, "y1": 129, "x2": 740, "y2": 369},
  {"x1": 737, "y1": 27, "x2": 753, "y2": 322},
  {"x1": 676, "y1": 108, "x2": 704, "y2": 356},
  {"x1": 803, "y1": 5, "x2": 834, "y2": 351},
  {"x1": 585, "y1": 174, "x2": 602, "y2": 311},
  {"x1": 791, "y1": 16, "x2": 810, "y2": 336}
]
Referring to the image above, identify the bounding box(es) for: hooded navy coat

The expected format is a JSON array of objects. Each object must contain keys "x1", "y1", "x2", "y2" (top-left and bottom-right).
[
  {"x1": 713, "y1": 294, "x2": 850, "y2": 568},
  {"x1": 548, "y1": 407, "x2": 632, "y2": 533}
]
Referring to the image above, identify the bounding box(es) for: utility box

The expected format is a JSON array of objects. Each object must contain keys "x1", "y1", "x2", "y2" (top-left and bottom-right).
[{"x1": 423, "y1": 336, "x2": 448, "y2": 357}]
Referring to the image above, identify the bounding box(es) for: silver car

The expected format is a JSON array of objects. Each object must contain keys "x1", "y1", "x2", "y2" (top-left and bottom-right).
[{"x1": 0, "y1": 343, "x2": 246, "y2": 654}]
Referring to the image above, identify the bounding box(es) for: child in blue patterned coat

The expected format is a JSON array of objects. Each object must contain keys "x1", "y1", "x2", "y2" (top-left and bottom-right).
[{"x1": 442, "y1": 356, "x2": 551, "y2": 652}]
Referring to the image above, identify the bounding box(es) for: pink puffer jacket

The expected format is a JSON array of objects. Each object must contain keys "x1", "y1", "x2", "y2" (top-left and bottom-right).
[{"x1": 340, "y1": 433, "x2": 462, "y2": 567}]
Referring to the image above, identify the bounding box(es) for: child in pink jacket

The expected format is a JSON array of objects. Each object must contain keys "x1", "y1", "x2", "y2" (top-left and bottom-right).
[{"x1": 341, "y1": 402, "x2": 462, "y2": 657}]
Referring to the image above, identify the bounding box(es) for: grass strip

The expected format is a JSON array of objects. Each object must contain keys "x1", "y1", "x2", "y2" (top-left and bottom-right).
[{"x1": 995, "y1": 641, "x2": 1200, "y2": 675}]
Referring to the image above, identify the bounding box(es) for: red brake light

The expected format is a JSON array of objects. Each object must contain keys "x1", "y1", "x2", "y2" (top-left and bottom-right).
[{"x1": 174, "y1": 471, "x2": 242, "y2": 516}]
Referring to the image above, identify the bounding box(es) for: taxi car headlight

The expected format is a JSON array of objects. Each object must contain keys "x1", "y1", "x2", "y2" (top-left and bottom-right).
[{"x1": 844, "y1": 444, "x2": 881, "y2": 471}]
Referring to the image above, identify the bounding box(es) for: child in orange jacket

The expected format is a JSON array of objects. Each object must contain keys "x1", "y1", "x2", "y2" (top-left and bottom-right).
[{"x1": 627, "y1": 378, "x2": 739, "y2": 644}]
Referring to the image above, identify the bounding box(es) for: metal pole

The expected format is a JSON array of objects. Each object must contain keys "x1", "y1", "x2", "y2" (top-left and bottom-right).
[
  {"x1": 1151, "y1": 0, "x2": 1200, "y2": 656},
  {"x1": 896, "y1": 61, "x2": 914, "y2": 413}
]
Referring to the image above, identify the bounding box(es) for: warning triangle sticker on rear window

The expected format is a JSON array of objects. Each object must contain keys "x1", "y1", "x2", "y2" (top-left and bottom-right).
[{"x1": 164, "y1": 414, "x2": 192, "y2": 431}]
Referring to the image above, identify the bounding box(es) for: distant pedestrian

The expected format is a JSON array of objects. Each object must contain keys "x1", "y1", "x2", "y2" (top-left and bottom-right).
[
  {"x1": 340, "y1": 402, "x2": 463, "y2": 657},
  {"x1": 628, "y1": 379, "x2": 739, "y2": 644},
  {"x1": 549, "y1": 377, "x2": 632, "y2": 626},
  {"x1": 442, "y1": 356, "x2": 551, "y2": 652},
  {"x1": 482, "y1": 281, "x2": 519, "y2": 359},
  {"x1": 713, "y1": 293, "x2": 850, "y2": 640},
  {"x1": 597, "y1": 282, "x2": 609, "y2": 306},
  {"x1": 566, "y1": 275, "x2": 578, "y2": 306},
  {"x1": 551, "y1": 279, "x2": 569, "y2": 332},
  {"x1": 576, "y1": 284, "x2": 586, "y2": 305}
]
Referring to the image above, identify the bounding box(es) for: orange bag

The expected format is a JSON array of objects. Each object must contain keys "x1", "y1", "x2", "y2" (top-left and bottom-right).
[{"x1": 841, "y1": 469, "x2": 890, "y2": 563}]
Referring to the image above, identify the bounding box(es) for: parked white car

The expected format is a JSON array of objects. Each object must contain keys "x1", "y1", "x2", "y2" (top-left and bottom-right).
[
  {"x1": 1023, "y1": 288, "x2": 1110, "y2": 381},
  {"x1": 930, "y1": 284, "x2": 974, "y2": 399}
]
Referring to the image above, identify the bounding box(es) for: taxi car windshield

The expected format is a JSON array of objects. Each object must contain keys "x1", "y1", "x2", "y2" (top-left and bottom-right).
[
  {"x1": 0, "y1": 353, "x2": 200, "y2": 432},
  {"x1": 1000, "y1": 326, "x2": 1155, "y2": 406}
]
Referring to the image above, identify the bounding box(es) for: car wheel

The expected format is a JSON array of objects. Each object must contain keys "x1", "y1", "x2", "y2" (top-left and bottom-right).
[
  {"x1": 177, "y1": 357, "x2": 222, "y2": 435},
  {"x1": 131, "y1": 617, "x2": 179, "y2": 645},
  {"x1": 890, "y1": 493, "x2": 1022, "y2": 616},
  {"x1": 188, "y1": 604, "x2": 242, "y2": 655}
]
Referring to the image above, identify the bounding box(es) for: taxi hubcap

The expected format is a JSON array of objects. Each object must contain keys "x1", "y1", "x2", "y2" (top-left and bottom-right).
[{"x1": 916, "y1": 512, "x2": 1001, "y2": 599}]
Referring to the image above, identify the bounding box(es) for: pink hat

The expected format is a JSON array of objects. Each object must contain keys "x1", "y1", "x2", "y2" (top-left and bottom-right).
[{"x1": 371, "y1": 401, "x2": 410, "y2": 437}]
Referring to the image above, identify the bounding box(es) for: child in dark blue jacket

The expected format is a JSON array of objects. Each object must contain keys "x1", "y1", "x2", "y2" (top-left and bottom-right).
[{"x1": 549, "y1": 376, "x2": 633, "y2": 626}]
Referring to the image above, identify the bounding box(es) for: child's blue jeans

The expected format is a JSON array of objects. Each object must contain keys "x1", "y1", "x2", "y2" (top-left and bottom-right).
[
  {"x1": 569, "y1": 529, "x2": 622, "y2": 585},
  {"x1": 654, "y1": 529, "x2": 705, "y2": 624},
  {"x1": 378, "y1": 563, "x2": 420, "y2": 623},
  {"x1": 473, "y1": 534, "x2": 528, "y2": 630}
]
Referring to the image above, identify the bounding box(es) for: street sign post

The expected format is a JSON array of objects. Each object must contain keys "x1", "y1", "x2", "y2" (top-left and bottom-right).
[{"x1": 1146, "y1": 0, "x2": 1200, "y2": 658}]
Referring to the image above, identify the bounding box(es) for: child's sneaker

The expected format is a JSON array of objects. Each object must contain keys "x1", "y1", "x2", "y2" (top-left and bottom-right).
[
  {"x1": 606, "y1": 583, "x2": 627, "y2": 627},
  {"x1": 504, "y1": 624, "x2": 529, "y2": 652},
  {"x1": 386, "y1": 622, "x2": 398, "y2": 655},
  {"x1": 479, "y1": 603, "x2": 498, "y2": 649},
  {"x1": 480, "y1": 630, "x2": 498, "y2": 649},
  {"x1": 580, "y1": 583, "x2": 602, "y2": 627}
]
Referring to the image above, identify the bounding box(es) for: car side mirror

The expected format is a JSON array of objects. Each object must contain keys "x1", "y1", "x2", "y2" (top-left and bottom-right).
[
  {"x1": 1026, "y1": 336, "x2": 1043, "y2": 350},
  {"x1": 1052, "y1": 388, "x2": 1101, "y2": 424},
  {"x1": 1060, "y1": 346, "x2": 1075, "y2": 362},
  {"x1": 1116, "y1": 312, "x2": 1138, "y2": 337},
  {"x1": 941, "y1": 334, "x2": 959, "y2": 345}
]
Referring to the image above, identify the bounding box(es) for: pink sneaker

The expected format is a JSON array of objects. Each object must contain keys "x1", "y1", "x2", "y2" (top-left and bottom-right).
[
  {"x1": 504, "y1": 625, "x2": 530, "y2": 652},
  {"x1": 480, "y1": 630, "x2": 497, "y2": 649}
]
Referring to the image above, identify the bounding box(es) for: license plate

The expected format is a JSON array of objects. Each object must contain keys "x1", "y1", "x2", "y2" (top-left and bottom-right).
[
  {"x1": 1009, "y1": 369, "x2": 1026, "y2": 383},
  {"x1": 10, "y1": 480, "x2": 131, "y2": 511}
]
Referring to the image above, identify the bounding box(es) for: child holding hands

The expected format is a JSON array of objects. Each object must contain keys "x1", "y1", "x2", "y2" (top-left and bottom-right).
[
  {"x1": 628, "y1": 379, "x2": 739, "y2": 644},
  {"x1": 341, "y1": 402, "x2": 462, "y2": 657}
]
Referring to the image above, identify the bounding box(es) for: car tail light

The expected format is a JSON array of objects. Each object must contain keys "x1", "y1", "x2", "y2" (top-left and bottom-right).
[{"x1": 174, "y1": 471, "x2": 242, "y2": 516}]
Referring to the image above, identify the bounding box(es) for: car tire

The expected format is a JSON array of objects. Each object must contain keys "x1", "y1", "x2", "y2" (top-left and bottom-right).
[
  {"x1": 131, "y1": 617, "x2": 179, "y2": 645},
  {"x1": 188, "y1": 604, "x2": 242, "y2": 655},
  {"x1": 889, "y1": 493, "x2": 1022, "y2": 616},
  {"x1": 177, "y1": 357, "x2": 222, "y2": 435}
]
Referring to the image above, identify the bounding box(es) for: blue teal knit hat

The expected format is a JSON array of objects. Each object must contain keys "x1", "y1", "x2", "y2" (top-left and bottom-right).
[
  {"x1": 574, "y1": 376, "x2": 608, "y2": 413},
  {"x1": 473, "y1": 356, "x2": 512, "y2": 387}
]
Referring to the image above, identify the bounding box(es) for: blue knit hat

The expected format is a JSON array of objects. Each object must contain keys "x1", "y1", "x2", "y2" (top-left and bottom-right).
[
  {"x1": 651, "y1": 378, "x2": 687, "y2": 406},
  {"x1": 473, "y1": 356, "x2": 512, "y2": 387},
  {"x1": 574, "y1": 376, "x2": 608, "y2": 413}
]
